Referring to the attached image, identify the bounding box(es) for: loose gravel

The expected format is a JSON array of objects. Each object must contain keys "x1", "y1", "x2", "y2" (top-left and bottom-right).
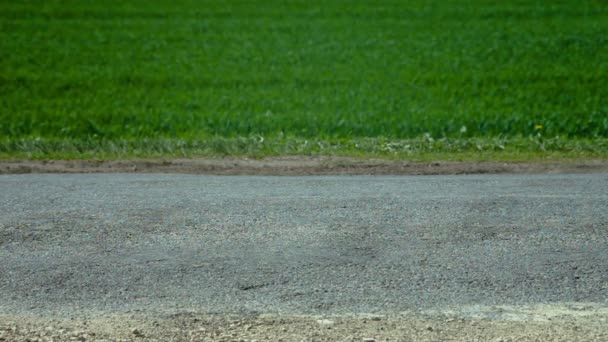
[{"x1": 2, "y1": 309, "x2": 608, "y2": 341}]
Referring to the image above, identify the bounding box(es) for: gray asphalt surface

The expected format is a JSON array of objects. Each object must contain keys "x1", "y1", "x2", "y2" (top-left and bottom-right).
[{"x1": 1, "y1": 174, "x2": 607, "y2": 318}]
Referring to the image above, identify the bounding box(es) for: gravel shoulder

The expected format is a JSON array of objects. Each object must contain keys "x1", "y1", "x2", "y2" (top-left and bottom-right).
[
  {"x1": 2, "y1": 305, "x2": 608, "y2": 342},
  {"x1": 1, "y1": 157, "x2": 608, "y2": 175}
]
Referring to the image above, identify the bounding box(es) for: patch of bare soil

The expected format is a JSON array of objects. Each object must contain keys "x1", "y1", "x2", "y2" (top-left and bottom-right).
[
  {"x1": 1, "y1": 157, "x2": 608, "y2": 175},
  {"x1": 1, "y1": 312, "x2": 606, "y2": 342}
]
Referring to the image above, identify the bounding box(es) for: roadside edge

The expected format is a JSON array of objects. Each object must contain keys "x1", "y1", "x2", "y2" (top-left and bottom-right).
[{"x1": 2, "y1": 157, "x2": 608, "y2": 176}]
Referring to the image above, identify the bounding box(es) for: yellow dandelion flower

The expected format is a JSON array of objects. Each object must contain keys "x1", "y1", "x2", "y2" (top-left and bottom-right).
[{"x1": 535, "y1": 124, "x2": 543, "y2": 130}]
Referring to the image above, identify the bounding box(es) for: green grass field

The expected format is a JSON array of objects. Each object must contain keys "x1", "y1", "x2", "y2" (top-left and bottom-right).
[{"x1": 1, "y1": 0, "x2": 607, "y2": 159}]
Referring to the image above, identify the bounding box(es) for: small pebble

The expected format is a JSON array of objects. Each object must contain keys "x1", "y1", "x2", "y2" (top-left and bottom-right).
[{"x1": 316, "y1": 319, "x2": 334, "y2": 326}]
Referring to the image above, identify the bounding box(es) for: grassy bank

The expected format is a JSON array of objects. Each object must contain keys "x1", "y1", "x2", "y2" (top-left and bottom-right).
[{"x1": 1, "y1": 1, "x2": 607, "y2": 159}]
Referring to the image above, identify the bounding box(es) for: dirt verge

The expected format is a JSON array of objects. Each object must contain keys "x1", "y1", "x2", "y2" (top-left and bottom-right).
[{"x1": 1, "y1": 157, "x2": 608, "y2": 175}]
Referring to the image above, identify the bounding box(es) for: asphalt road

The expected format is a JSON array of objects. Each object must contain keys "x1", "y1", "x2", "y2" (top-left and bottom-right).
[{"x1": 1, "y1": 174, "x2": 607, "y2": 318}]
